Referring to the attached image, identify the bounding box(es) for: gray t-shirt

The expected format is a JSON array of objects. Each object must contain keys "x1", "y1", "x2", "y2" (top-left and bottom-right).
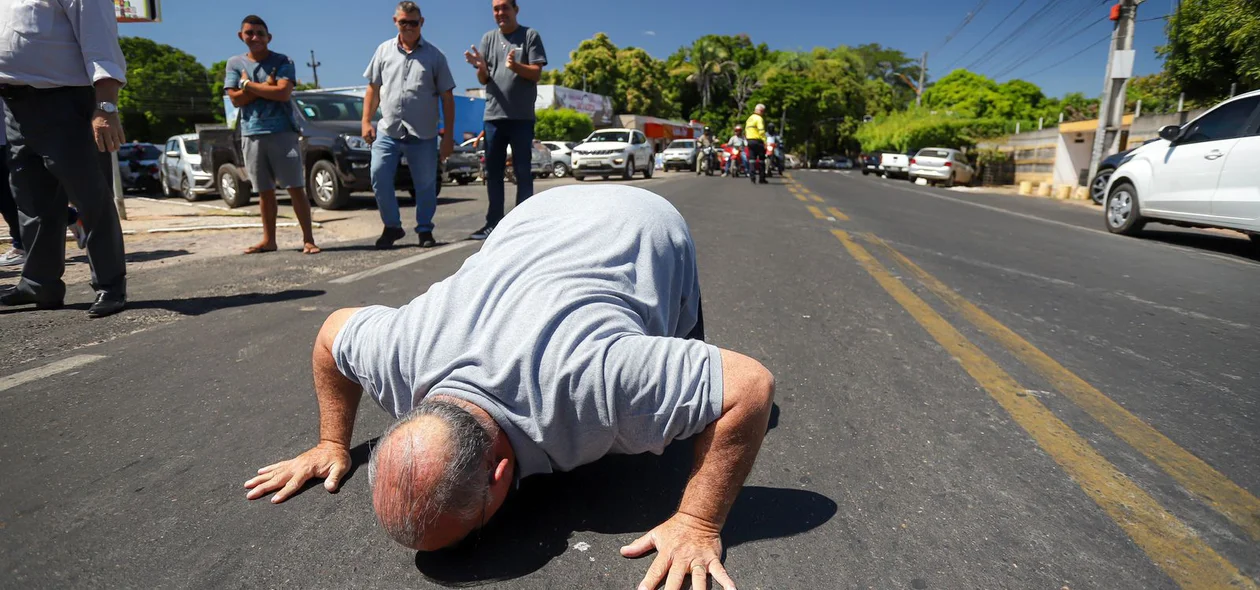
[
  {"x1": 333, "y1": 185, "x2": 723, "y2": 479},
  {"x1": 479, "y1": 26, "x2": 547, "y2": 121},
  {"x1": 364, "y1": 36, "x2": 456, "y2": 140}
]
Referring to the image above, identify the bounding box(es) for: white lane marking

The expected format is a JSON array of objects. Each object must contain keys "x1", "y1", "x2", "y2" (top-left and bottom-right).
[
  {"x1": 845, "y1": 174, "x2": 1260, "y2": 268},
  {"x1": 331, "y1": 241, "x2": 476, "y2": 284},
  {"x1": 0, "y1": 355, "x2": 106, "y2": 393}
]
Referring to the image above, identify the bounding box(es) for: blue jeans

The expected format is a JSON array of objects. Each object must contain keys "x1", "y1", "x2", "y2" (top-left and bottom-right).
[
  {"x1": 370, "y1": 134, "x2": 437, "y2": 233},
  {"x1": 483, "y1": 119, "x2": 534, "y2": 227}
]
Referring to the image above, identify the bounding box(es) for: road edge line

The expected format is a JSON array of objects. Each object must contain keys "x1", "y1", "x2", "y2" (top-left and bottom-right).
[
  {"x1": 0, "y1": 355, "x2": 107, "y2": 393},
  {"x1": 330, "y1": 241, "x2": 476, "y2": 285}
]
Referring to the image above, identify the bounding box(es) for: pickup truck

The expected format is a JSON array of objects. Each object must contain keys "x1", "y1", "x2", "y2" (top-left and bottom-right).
[
  {"x1": 200, "y1": 90, "x2": 442, "y2": 210},
  {"x1": 880, "y1": 152, "x2": 911, "y2": 179}
]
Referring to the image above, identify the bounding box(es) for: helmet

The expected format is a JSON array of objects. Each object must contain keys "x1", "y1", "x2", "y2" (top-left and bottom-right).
[
  {"x1": 704, "y1": 126, "x2": 711, "y2": 134},
  {"x1": 767, "y1": 123, "x2": 778, "y2": 134},
  {"x1": 734, "y1": 125, "x2": 743, "y2": 132}
]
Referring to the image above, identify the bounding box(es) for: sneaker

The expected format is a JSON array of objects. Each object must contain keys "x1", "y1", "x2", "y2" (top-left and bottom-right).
[
  {"x1": 0, "y1": 247, "x2": 26, "y2": 267},
  {"x1": 375, "y1": 227, "x2": 407, "y2": 250},
  {"x1": 469, "y1": 225, "x2": 494, "y2": 241},
  {"x1": 418, "y1": 231, "x2": 437, "y2": 248},
  {"x1": 70, "y1": 221, "x2": 87, "y2": 249}
]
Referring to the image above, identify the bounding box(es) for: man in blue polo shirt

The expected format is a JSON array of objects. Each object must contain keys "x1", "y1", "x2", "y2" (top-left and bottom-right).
[
  {"x1": 224, "y1": 15, "x2": 320, "y2": 255},
  {"x1": 362, "y1": 1, "x2": 457, "y2": 249}
]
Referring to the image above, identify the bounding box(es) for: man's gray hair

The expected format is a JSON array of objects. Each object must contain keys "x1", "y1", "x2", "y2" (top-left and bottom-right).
[
  {"x1": 368, "y1": 398, "x2": 491, "y2": 547},
  {"x1": 396, "y1": 1, "x2": 421, "y2": 15}
]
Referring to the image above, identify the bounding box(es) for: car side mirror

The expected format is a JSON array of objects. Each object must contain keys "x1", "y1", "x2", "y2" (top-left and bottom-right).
[
  {"x1": 166, "y1": 151, "x2": 180, "y2": 158},
  {"x1": 1158, "y1": 124, "x2": 1182, "y2": 143}
]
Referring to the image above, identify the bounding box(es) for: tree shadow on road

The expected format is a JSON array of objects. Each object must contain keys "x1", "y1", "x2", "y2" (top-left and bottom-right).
[
  {"x1": 413, "y1": 419, "x2": 834, "y2": 587},
  {"x1": 1138, "y1": 229, "x2": 1258, "y2": 261}
]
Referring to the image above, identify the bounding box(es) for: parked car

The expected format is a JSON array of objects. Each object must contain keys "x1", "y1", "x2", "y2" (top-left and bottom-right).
[
  {"x1": 661, "y1": 139, "x2": 697, "y2": 172},
  {"x1": 880, "y1": 152, "x2": 911, "y2": 179},
  {"x1": 815, "y1": 156, "x2": 836, "y2": 169},
  {"x1": 785, "y1": 154, "x2": 802, "y2": 169},
  {"x1": 541, "y1": 140, "x2": 575, "y2": 177},
  {"x1": 117, "y1": 142, "x2": 162, "y2": 194},
  {"x1": 201, "y1": 90, "x2": 440, "y2": 210},
  {"x1": 444, "y1": 141, "x2": 480, "y2": 185},
  {"x1": 834, "y1": 156, "x2": 853, "y2": 170},
  {"x1": 1087, "y1": 139, "x2": 1162, "y2": 204},
  {"x1": 508, "y1": 139, "x2": 552, "y2": 181},
  {"x1": 909, "y1": 147, "x2": 975, "y2": 187},
  {"x1": 158, "y1": 133, "x2": 215, "y2": 201},
  {"x1": 858, "y1": 153, "x2": 882, "y2": 175},
  {"x1": 569, "y1": 128, "x2": 655, "y2": 181},
  {"x1": 1104, "y1": 90, "x2": 1260, "y2": 243}
]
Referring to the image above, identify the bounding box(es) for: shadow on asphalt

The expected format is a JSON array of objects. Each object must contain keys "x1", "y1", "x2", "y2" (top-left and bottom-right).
[
  {"x1": 414, "y1": 414, "x2": 834, "y2": 587},
  {"x1": 1137, "y1": 229, "x2": 1258, "y2": 261},
  {"x1": 0, "y1": 288, "x2": 326, "y2": 317}
]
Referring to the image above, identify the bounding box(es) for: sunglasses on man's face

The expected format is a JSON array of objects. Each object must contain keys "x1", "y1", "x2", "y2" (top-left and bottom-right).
[{"x1": 396, "y1": 18, "x2": 420, "y2": 27}]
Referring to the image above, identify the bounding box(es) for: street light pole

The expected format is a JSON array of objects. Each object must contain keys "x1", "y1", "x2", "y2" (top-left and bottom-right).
[{"x1": 1086, "y1": 0, "x2": 1140, "y2": 191}]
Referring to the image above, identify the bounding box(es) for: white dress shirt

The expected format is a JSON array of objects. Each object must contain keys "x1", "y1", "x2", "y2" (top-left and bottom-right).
[{"x1": 0, "y1": 0, "x2": 127, "y2": 88}]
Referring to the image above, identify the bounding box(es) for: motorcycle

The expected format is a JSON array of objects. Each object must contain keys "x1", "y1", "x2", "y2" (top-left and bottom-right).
[
  {"x1": 696, "y1": 146, "x2": 718, "y2": 176},
  {"x1": 723, "y1": 145, "x2": 748, "y2": 178},
  {"x1": 765, "y1": 137, "x2": 784, "y2": 177}
]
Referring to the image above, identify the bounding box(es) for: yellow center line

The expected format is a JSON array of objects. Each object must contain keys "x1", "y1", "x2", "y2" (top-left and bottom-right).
[
  {"x1": 810, "y1": 195, "x2": 825, "y2": 203},
  {"x1": 826, "y1": 207, "x2": 850, "y2": 221},
  {"x1": 794, "y1": 193, "x2": 809, "y2": 202},
  {"x1": 832, "y1": 228, "x2": 1256, "y2": 590},
  {"x1": 806, "y1": 205, "x2": 828, "y2": 220},
  {"x1": 864, "y1": 233, "x2": 1260, "y2": 543}
]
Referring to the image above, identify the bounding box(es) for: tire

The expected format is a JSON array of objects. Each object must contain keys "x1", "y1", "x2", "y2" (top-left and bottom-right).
[
  {"x1": 309, "y1": 159, "x2": 349, "y2": 210},
  {"x1": 1090, "y1": 168, "x2": 1113, "y2": 205},
  {"x1": 601, "y1": 175, "x2": 610, "y2": 180},
  {"x1": 1105, "y1": 181, "x2": 1146, "y2": 236},
  {"x1": 943, "y1": 172, "x2": 955, "y2": 188},
  {"x1": 862, "y1": 170, "x2": 869, "y2": 176},
  {"x1": 553, "y1": 162, "x2": 569, "y2": 178},
  {"x1": 180, "y1": 175, "x2": 198, "y2": 202},
  {"x1": 574, "y1": 175, "x2": 586, "y2": 181},
  {"x1": 160, "y1": 171, "x2": 172, "y2": 197},
  {"x1": 456, "y1": 177, "x2": 472, "y2": 186},
  {"x1": 622, "y1": 158, "x2": 634, "y2": 180},
  {"x1": 644, "y1": 158, "x2": 654, "y2": 179},
  {"x1": 218, "y1": 164, "x2": 252, "y2": 208}
]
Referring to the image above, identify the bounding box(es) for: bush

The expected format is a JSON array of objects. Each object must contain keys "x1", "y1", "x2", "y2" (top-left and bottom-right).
[
  {"x1": 855, "y1": 109, "x2": 1008, "y2": 153},
  {"x1": 535, "y1": 109, "x2": 595, "y2": 142}
]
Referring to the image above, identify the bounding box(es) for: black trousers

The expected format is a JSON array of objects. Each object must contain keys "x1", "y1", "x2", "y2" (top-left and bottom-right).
[
  {"x1": 0, "y1": 153, "x2": 20, "y2": 250},
  {"x1": 747, "y1": 139, "x2": 766, "y2": 182},
  {"x1": 3, "y1": 86, "x2": 125, "y2": 299}
]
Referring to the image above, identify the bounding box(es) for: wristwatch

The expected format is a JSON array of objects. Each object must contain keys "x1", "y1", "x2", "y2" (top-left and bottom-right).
[{"x1": 96, "y1": 101, "x2": 118, "y2": 114}]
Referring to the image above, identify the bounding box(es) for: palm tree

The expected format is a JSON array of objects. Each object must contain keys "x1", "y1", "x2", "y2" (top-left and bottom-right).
[{"x1": 670, "y1": 39, "x2": 735, "y2": 111}]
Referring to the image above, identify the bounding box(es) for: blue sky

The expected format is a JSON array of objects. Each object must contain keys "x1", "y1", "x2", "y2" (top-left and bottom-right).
[{"x1": 124, "y1": 0, "x2": 1176, "y2": 101}]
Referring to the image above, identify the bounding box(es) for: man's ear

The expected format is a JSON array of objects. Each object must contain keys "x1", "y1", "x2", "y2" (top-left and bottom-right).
[{"x1": 492, "y1": 457, "x2": 510, "y2": 485}]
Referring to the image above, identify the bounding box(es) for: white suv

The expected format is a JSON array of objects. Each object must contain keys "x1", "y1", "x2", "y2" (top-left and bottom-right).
[
  {"x1": 1105, "y1": 90, "x2": 1260, "y2": 245},
  {"x1": 570, "y1": 128, "x2": 655, "y2": 181}
]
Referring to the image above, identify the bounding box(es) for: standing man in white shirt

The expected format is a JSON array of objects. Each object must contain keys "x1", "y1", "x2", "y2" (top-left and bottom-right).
[
  {"x1": 0, "y1": 0, "x2": 129, "y2": 318},
  {"x1": 361, "y1": 1, "x2": 457, "y2": 250}
]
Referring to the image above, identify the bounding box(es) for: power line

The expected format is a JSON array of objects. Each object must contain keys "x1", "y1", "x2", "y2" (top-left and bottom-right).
[
  {"x1": 934, "y1": 0, "x2": 993, "y2": 53},
  {"x1": 1022, "y1": 33, "x2": 1112, "y2": 79},
  {"x1": 992, "y1": 16, "x2": 1109, "y2": 79},
  {"x1": 941, "y1": 0, "x2": 1032, "y2": 71},
  {"x1": 988, "y1": 1, "x2": 1108, "y2": 79},
  {"x1": 964, "y1": 0, "x2": 1071, "y2": 71}
]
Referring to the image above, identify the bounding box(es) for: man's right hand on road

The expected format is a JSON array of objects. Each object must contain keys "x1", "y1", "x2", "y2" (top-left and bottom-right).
[{"x1": 244, "y1": 441, "x2": 351, "y2": 503}]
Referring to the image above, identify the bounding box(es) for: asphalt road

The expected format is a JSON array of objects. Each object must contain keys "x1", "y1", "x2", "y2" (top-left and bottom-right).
[{"x1": 1, "y1": 170, "x2": 1257, "y2": 589}]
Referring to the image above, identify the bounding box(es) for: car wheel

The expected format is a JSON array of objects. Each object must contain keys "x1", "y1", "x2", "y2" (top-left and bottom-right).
[
  {"x1": 574, "y1": 174, "x2": 586, "y2": 181},
  {"x1": 553, "y1": 162, "x2": 569, "y2": 178},
  {"x1": 217, "y1": 164, "x2": 252, "y2": 208},
  {"x1": 943, "y1": 172, "x2": 955, "y2": 188},
  {"x1": 643, "y1": 157, "x2": 654, "y2": 179},
  {"x1": 1105, "y1": 181, "x2": 1146, "y2": 236},
  {"x1": 180, "y1": 175, "x2": 198, "y2": 202},
  {"x1": 622, "y1": 158, "x2": 634, "y2": 180},
  {"x1": 309, "y1": 159, "x2": 349, "y2": 210},
  {"x1": 456, "y1": 177, "x2": 472, "y2": 185},
  {"x1": 160, "y1": 171, "x2": 172, "y2": 197},
  {"x1": 602, "y1": 175, "x2": 610, "y2": 181},
  {"x1": 1091, "y1": 168, "x2": 1113, "y2": 205}
]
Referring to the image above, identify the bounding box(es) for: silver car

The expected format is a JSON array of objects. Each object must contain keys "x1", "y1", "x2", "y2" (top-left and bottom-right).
[
  {"x1": 541, "y1": 141, "x2": 576, "y2": 177},
  {"x1": 908, "y1": 147, "x2": 975, "y2": 187},
  {"x1": 661, "y1": 139, "x2": 697, "y2": 172},
  {"x1": 159, "y1": 134, "x2": 216, "y2": 200}
]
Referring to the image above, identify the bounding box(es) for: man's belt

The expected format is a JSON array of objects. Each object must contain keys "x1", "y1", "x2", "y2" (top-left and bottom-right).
[{"x1": 0, "y1": 85, "x2": 86, "y2": 100}]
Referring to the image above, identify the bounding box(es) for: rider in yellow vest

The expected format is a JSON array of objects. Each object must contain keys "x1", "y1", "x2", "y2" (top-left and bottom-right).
[{"x1": 744, "y1": 104, "x2": 768, "y2": 184}]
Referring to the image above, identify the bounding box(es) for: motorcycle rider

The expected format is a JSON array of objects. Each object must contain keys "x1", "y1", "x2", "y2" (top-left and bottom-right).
[
  {"x1": 696, "y1": 127, "x2": 717, "y2": 175},
  {"x1": 745, "y1": 104, "x2": 768, "y2": 184},
  {"x1": 765, "y1": 122, "x2": 783, "y2": 176},
  {"x1": 723, "y1": 125, "x2": 747, "y2": 178}
]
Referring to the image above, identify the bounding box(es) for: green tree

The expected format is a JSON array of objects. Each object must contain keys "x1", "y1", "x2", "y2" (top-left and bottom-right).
[
  {"x1": 921, "y1": 69, "x2": 1000, "y2": 118},
  {"x1": 208, "y1": 59, "x2": 228, "y2": 124},
  {"x1": 991, "y1": 79, "x2": 1046, "y2": 120},
  {"x1": 615, "y1": 47, "x2": 675, "y2": 117},
  {"x1": 1159, "y1": 0, "x2": 1260, "y2": 101},
  {"x1": 670, "y1": 37, "x2": 736, "y2": 112},
  {"x1": 852, "y1": 43, "x2": 922, "y2": 107},
  {"x1": 556, "y1": 33, "x2": 619, "y2": 97},
  {"x1": 534, "y1": 109, "x2": 594, "y2": 142},
  {"x1": 119, "y1": 37, "x2": 218, "y2": 142}
]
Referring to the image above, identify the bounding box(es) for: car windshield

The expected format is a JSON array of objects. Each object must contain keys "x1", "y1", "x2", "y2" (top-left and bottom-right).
[
  {"x1": 669, "y1": 140, "x2": 695, "y2": 149},
  {"x1": 184, "y1": 139, "x2": 199, "y2": 154},
  {"x1": 917, "y1": 149, "x2": 951, "y2": 158},
  {"x1": 586, "y1": 131, "x2": 630, "y2": 143},
  {"x1": 120, "y1": 145, "x2": 161, "y2": 161},
  {"x1": 295, "y1": 94, "x2": 378, "y2": 122}
]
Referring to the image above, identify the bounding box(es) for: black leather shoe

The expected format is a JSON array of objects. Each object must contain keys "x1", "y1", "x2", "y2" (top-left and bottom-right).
[
  {"x1": 87, "y1": 291, "x2": 126, "y2": 318},
  {"x1": 418, "y1": 232, "x2": 437, "y2": 248},
  {"x1": 375, "y1": 227, "x2": 407, "y2": 250},
  {"x1": 0, "y1": 288, "x2": 64, "y2": 310}
]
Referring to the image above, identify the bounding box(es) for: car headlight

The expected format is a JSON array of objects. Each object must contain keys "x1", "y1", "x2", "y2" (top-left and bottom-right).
[
  {"x1": 189, "y1": 162, "x2": 202, "y2": 172},
  {"x1": 343, "y1": 135, "x2": 371, "y2": 152}
]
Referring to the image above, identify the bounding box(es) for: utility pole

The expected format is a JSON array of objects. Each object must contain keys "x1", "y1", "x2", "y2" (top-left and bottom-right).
[
  {"x1": 1086, "y1": 0, "x2": 1140, "y2": 191},
  {"x1": 917, "y1": 52, "x2": 928, "y2": 107},
  {"x1": 306, "y1": 50, "x2": 322, "y2": 89}
]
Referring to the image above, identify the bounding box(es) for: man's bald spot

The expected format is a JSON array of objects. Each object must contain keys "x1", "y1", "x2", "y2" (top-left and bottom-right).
[{"x1": 372, "y1": 416, "x2": 456, "y2": 548}]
